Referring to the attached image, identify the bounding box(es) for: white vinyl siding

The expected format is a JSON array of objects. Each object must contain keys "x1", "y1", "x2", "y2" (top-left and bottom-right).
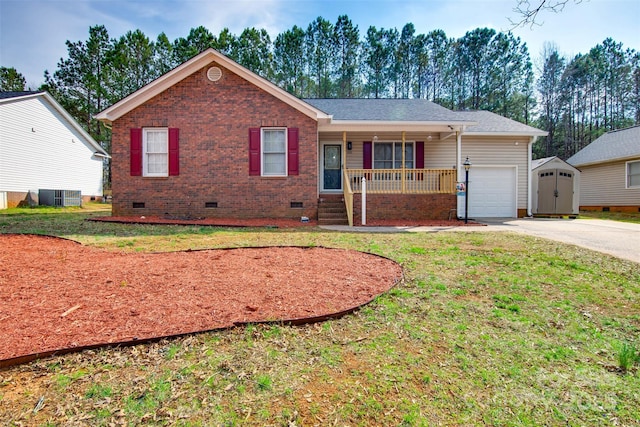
[
  {"x1": 0, "y1": 95, "x2": 104, "y2": 196},
  {"x1": 262, "y1": 128, "x2": 287, "y2": 176},
  {"x1": 143, "y1": 128, "x2": 168, "y2": 177},
  {"x1": 627, "y1": 160, "x2": 640, "y2": 188}
]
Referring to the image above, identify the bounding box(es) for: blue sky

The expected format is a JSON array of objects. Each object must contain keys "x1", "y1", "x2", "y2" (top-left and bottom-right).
[{"x1": 1, "y1": 0, "x2": 639, "y2": 89}]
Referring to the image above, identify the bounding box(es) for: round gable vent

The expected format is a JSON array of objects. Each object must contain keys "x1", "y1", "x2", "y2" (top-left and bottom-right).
[{"x1": 207, "y1": 66, "x2": 222, "y2": 82}]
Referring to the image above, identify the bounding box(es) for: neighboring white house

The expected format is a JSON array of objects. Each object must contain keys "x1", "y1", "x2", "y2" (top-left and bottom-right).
[
  {"x1": 531, "y1": 156, "x2": 580, "y2": 215},
  {"x1": 0, "y1": 91, "x2": 109, "y2": 209},
  {"x1": 567, "y1": 126, "x2": 640, "y2": 213}
]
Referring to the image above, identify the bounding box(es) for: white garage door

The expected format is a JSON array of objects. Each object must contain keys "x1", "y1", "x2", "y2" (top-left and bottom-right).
[{"x1": 462, "y1": 167, "x2": 517, "y2": 218}]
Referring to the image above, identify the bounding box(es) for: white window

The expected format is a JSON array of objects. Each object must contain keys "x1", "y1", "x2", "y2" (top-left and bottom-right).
[
  {"x1": 262, "y1": 128, "x2": 287, "y2": 176},
  {"x1": 143, "y1": 128, "x2": 168, "y2": 177},
  {"x1": 627, "y1": 160, "x2": 640, "y2": 188},
  {"x1": 374, "y1": 142, "x2": 414, "y2": 169}
]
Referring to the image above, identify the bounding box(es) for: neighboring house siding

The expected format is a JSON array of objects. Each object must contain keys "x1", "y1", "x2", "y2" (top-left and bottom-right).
[
  {"x1": 579, "y1": 160, "x2": 640, "y2": 206},
  {"x1": 110, "y1": 62, "x2": 318, "y2": 219},
  {"x1": 462, "y1": 136, "x2": 530, "y2": 210},
  {"x1": 0, "y1": 96, "x2": 104, "y2": 201}
]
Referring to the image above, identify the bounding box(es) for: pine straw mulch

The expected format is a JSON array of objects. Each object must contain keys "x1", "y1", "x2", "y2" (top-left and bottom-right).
[{"x1": 0, "y1": 234, "x2": 402, "y2": 367}]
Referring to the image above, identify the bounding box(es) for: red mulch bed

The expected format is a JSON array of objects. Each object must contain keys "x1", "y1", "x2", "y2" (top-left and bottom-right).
[{"x1": 0, "y1": 234, "x2": 402, "y2": 366}]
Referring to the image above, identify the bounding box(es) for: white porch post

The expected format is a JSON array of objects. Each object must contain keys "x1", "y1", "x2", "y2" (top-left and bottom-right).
[{"x1": 361, "y1": 177, "x2": 366, "y2": 225}]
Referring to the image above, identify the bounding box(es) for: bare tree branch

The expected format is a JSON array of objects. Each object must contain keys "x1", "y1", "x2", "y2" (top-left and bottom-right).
[{"x1": 509, "y1": 0, "x2": 584, "y2": 29}]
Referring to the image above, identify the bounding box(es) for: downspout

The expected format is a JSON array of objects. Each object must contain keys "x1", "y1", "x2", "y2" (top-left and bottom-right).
[{"x1": 527, "y1": 136, "x2": 537, "y2": 217}]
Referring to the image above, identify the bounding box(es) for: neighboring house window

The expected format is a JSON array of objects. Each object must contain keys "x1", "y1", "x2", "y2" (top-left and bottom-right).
[
  {"x1": 628, "y1": 160, "x2": 640, "y2": 188},
  {"x1": 248, "y1": 127, "x2": 299, "y2": 176},
  {"x1": 373, "y1": 142, "x2": 414, "y2": 169},
  {"x1": 144, "y1": 128, "x2": 168, "y2": 177},
  {"x1": 130, "y1": 127, "x2": 179, "y2": 177}
]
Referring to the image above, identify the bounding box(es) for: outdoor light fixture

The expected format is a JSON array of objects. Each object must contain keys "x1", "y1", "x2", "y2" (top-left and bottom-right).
[
  {"x1": 373, "y1": 135, "x2": 378, "y2": 142},
  {"x1": 463, "y1": 157, "x2": 472, "y2": 224},
  {"x1": 347, "y1": 141, "x2": 352, "y2": 150}
]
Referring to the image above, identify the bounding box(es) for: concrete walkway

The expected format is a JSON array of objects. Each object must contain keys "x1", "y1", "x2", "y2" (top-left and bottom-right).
[{"x1": 321, "y1": 218, "x2": 640, "y2": 264}]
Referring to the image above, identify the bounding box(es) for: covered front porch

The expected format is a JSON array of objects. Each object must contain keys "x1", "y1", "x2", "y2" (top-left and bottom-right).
[{"x1": 319, "y1": 129, "x2": 470, "y2": 226}]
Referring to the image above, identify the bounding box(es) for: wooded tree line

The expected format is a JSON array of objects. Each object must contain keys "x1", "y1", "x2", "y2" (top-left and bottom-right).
[{"x1": 1, "y1": 15, "x2": 638, "y2": 161}]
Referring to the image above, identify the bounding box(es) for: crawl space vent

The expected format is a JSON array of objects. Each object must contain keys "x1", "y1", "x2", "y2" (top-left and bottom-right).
[{"x1": 207, "y1": 67, "x2": 222, "y2": 82}]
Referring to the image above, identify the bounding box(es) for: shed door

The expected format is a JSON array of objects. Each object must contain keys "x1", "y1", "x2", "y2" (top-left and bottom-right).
[
  {"x1": 537, "y1": 169, "x2": 574, "y2": 214},
  {"x1": 537, "y1": 170, "x2": 556, "y2": 213},
  {"x1": 555, "y1": 170, "x2": 574, "y2": 213}
]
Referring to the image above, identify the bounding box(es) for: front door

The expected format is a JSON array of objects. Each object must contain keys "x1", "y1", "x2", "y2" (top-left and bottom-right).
[{"x1": 323, "y1": 145, "x2": 342, "y2": 191}]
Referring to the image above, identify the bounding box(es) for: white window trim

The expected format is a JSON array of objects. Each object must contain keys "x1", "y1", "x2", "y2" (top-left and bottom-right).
[
  {"x1": 373, "y1": 141, "x2": 415, "y2": 169},
  {"x1": 626, "y1": 160, "x2": 640, "y2": 189},
  {"x1": 261, "y1": 127, "x2": 288, "y2": 177},
  {"x1": 143, "y1": 127, "x2": 169, "y2": 177}
]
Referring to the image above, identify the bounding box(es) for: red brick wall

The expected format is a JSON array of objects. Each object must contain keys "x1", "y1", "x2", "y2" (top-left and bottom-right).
[
  {"x1": 111, "y1": 62, "x2": 319, "y2": 219},
  {"x1": 352, "y1": 193, "x2": 456, "y2": 223}
]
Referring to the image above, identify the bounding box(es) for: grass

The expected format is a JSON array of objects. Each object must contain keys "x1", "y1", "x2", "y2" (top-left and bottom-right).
[
  {"x1": 0, "y1": 204, "x2": 639, "y2": 425},
  {"x1": 579, "y1": 210, "x2": 640, "y2": 224}
]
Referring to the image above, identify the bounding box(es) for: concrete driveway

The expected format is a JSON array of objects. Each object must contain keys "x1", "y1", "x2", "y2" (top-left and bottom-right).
[
  {"x1": 473, "y1": 218, "x2": 640, "y2": 264},
  {"x1": 321, "y1": 218, "x2": 640, "y2": 264}
]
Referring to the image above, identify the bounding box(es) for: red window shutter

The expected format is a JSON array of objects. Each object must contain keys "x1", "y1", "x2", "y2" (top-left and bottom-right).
[
  {"x1": 130, "y1": 128, "x2": 142, "y2": 176},
  {"x1": 287, "y1": 127, "x2": 299, "y2": 175},
  {"x1": 415, "y1": 141, "x2": 425, "y2": 180},
  {"x1": 416, "y1": 141, "x2": 424, "y2": 169},
  {"x1": 363, "y1": 141, "x2": 372, "y2": 169},
  {"x1": 168, "y1": 128, "x2": 180, "y2": 176},
  {"x1": 249, "y1": 128, "x2": 261, "y2": 176}
]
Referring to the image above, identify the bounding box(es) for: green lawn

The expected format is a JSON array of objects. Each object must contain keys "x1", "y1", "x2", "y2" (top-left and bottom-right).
[
  {"x1": 1, "y1": 205, "x2": 639, "y2": 426},
  {"x1": 579, "y1": 210, "x2": 640, "y2": 224}
]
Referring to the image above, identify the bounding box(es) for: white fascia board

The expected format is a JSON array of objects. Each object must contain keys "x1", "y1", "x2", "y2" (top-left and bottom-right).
[
  {"x1": 464, "y1": 130, "x2": 548, "y2": 137},
  {"x1": 319, "y1": 120, "x2": 477, "y2": 132},
  {"x1": 95, "y1": 49, "x2": 331, "y2": 124}
]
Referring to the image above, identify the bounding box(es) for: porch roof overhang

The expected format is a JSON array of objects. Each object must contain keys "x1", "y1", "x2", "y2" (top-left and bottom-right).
[{"x1": 318, "y1": 120, "x2": 477, "y2": 133}]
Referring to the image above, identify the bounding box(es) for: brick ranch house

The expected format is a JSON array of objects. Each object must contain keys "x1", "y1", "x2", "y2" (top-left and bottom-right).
[{"x1": 95, "y1": 49, "x2": 547, "y2": 225}]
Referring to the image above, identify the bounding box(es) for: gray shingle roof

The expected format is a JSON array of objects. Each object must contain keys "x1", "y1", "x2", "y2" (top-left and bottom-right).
[
  {"x1": 0, "y1": 91, "x2": 42, "y2": 100},
  {"x1": 567, "y1": 125, "x2": 640, "y2": 166},
  {"x1": 303, "y1": 98, "x2": 467, "y2": 122},
  {"x1": 454, "y1": 110, "x2": 547, "y2": 135},
  {"x1": 531, "y1": 156, "x2": 555, "y2": 169}
]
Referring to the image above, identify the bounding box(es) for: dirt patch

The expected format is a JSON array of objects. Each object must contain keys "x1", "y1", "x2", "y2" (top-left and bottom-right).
[{"x1": 0, "y1": 234, "x2": 402, "y2": 365}]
